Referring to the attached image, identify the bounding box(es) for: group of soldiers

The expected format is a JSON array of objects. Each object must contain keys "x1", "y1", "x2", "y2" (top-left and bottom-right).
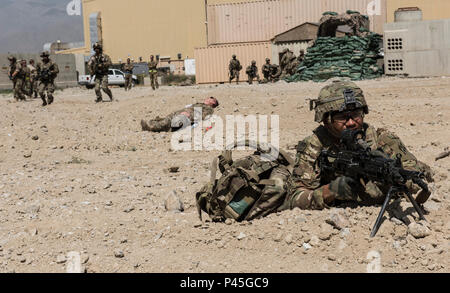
[
  {"x1": 119, "y1": 54, "x2": 159, "y2": 91},
  {"x1": 7, "y1": 51, "x2": 59, "y2": 106},
  {"x1": 228, "y1": 49, "x2": 305, "y2": 85}
]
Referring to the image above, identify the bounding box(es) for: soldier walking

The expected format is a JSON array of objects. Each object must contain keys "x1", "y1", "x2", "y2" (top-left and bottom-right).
[
  {"x1": 7, "y1": 56, "x2": 26, "y2": 101},
  {"x1": 28, "y1": 59, "x2": 38, "y2": 99},
  {"x1": 122, "y1": 58, "x2": 134, "y2": 91},
  {"x1": 36, "y1": 51, "x2": 59, "y2": 106},
  {"x1": 148, "y1": 55, "x2": 159, "y2": 90},
  {"x1": 228, "y1": 54, "x2": 242, "y2": 84},
  {"x1": 20, "y1": 59, "x2": 32, "y2": 99},
  {"x1": 246, "y1": 60, "x2": 260, "y2": 85},
  {"x1": 88, "y1": 42, "x2": 113, "y2": 102}
]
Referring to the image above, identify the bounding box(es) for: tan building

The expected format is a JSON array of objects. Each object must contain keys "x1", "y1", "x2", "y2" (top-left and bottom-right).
[{"x1": 386, "y1": 0, "x2": 450, "y2": 22}]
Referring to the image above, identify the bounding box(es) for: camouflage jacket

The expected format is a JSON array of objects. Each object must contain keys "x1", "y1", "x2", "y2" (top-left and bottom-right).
[
  {"x1": 88, "y1": 53, "x2": 112, "y2": 76},
  {"x1": 36, "y1": 60, "x2": 59, "y2": 82},
  {"x1": 122, "y1": 63, "x2": 134, "y2": 74},
  {"x1": 169, "y1": 103, "x2": 215, "y2": 124},
  {"x1": 9, "y1": 63, "x2": 24, "y2": 80},
  {"x1": 229, "y1": 59, "x2": 241, "y2": 71},
  {"x1": 148, "y1": 60, "x2": 158, "y2": 72},
  {"x1": 286, "y1": 123, "x2": 433, "y2": 210},
  {"x1": 246, "y1": 65, "x2": 258, "y2": 76},
  {"x1": 262, "y1": 63, "x2": 271, "y2": 74},
  {"x1": 27, "y1": 64, "x2": 38, "y2": 79}
]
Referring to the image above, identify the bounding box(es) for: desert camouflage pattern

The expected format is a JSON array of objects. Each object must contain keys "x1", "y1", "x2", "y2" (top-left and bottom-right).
[
  {"x1": 88, "y1": 53, "x2": 112, "y2": 100},
  {"x1": 28, "y1": 64, "x2": 38, "y2": 98},
  {"x1": 280, "y1": 123, "x2": 434, "y2": 211},
  {"x1": 229, "y1": 58, "x2": 241, "y2": 83},
  {"x1": 318, "y1": 11, "x2": 370, "y2": 38},
  {"x1": 9, "y1": 61, "x2": 26, "y2": 101},
  {"x1": 122, "y1": 63, "x2": 134, "y2": 91},
  {"x1": 142, "y1": 103, "x2": 215, "y2": 132},
  {"x1": 246, "y1": 64, "x2": 260, "y2": 84},
  {"x1": 36, "y1": 60, "x2": 59, "y2": 105}
]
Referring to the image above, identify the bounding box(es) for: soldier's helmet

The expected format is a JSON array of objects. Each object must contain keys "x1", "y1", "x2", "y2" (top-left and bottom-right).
[
  {"x1": 29, "y1": 59, "x2": 35, "y2": 63},
  {"x1": 310, "y1": 80, "x2": 369, "y2": 123},
  {"x1": 93, "y1": 42, "x2": 102, "y2": 51},
  {"x1": 251, "y1": 60, "x2": 256, "y2": 64},
  {"x1": 40, "y1": 51, "x2": 50, "y2": 58},
  {"x1": 266, "y1": 58, "x2": 270, "y2": 62},
  {"x1": 7, "y1": 55, "x2": 16, "y2": 62},
  {"x1": 232, "y1": 54, "x2": 236, "y2": 58}
]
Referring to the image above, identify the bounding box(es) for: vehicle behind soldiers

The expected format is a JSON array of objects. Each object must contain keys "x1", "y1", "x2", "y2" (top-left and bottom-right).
[
  {"x1": 28, "y1": 59, "x2": 38, "y2": 99},
  {"x1": 88, "y1": 42, "x2": 113, "y2": 102},
  {"x1": 228, "y1": 54, "x2": 242, "y2": 84},
  {"x1": 148, "y1": 55, "x2": 159, "y2": 90},
  {"x1": 246, "y1": 60, "x2": 260, "y2": 85},
  {"x1": 36, "y1": 51, "x2": 59, "y2": 106},
  {"x1": 7, "y1": 56, "x2": 26, "y2": 101},
  {"x1": 122, "y1": 58, "x2": 134, "y2": 91}
]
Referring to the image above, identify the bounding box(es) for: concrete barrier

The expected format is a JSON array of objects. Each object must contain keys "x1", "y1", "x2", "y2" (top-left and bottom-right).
[{"x1": 0, "y1": 53, "x2": 79, "y2": 90}]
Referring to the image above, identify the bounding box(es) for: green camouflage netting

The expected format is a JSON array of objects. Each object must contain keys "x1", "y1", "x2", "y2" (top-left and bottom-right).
[{"x1": 285, "y1": 32, "x2": 383, "y2": 83}]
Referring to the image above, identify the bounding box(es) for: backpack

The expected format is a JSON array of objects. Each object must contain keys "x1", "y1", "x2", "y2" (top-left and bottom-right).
[{"x1": 195, "y1": 141, "x2": 294, "y2": 222}]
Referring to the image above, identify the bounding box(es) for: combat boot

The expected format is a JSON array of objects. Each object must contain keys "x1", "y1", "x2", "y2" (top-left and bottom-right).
[
  {"x1": 95, "y1": 97, "x2": 103, "y2": 103},
  {"x1": 41, "y1": 96, "x2": 47, "y2": 106},
  {"x1": 47, "y1": 95, "x2": 54, "y2": 105}
]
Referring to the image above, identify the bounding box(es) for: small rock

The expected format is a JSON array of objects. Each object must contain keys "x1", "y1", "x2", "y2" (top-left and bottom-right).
[
  {"x1": 164, "y1": 191, "x2": 184, "y2": 212},
  {"x1": 32, "y1": 135, "x2": 39, "y2": 140},
  {"x1": 123, "y1": 206, "x2": 135, "y2": 213},
  {"x1": 169, "y1": 167, "x2": 179, "y2": 173},
  {"x1": 326, "y1": 210, "x2": 350, "y2": 230},
  {"x1": 328, "y1": 254, "x2": 336, "y2": 261},
  {"x1": 225, "y1": 218, "x2": 233, "y2": 225},
  {"x1": 408, "y1": 222, "x2": 431, "y2": 238},
  {"x1": 24, "y1": 152, "x2": 32, "y2": 158},
  {"x1": 114, "y1": 250, "x2": 124, "y2": 258},
  {"x1": 302, "y1": 243, "x2": 312, "y2": 251},
  {"x1": 284, "y1": 234, "x2": 293, "y2": 245},
  {"x1": 274, "y1": 232, "x2": 283, "y2": 242},
  {"x1": 309, "y1": 235, "x2": 320, "y2": 246},
  {"x1": 56, "y1": 254, "x2": 67, "y2": 264},
  {"x1": 143, "y1": 181, "x2": 152, "y2": 187},
  {"x1": 237, "y1": 232, "x2": 246, "y2": 240},
  {"x1": 105, "y1": 201, "x2": 113, "y2": 206}
]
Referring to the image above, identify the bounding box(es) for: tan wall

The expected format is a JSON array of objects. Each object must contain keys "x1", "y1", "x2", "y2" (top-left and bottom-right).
[
  {"x1": 81, "y1": 0, "x2": 209, "y2": 62},
  {"x1": 387, "y1": 0, "x2": 450, "y2": 22},
  {"x1": 194, "y1": 42, "x2": 272, "y2": 84}
]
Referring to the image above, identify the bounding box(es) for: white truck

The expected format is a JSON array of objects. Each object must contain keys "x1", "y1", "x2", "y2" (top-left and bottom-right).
[{"x1": 78, "y1": 69, "x2": 138, "y2": 89}]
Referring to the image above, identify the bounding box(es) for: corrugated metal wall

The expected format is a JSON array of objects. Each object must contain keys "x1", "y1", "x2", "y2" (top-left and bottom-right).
[
  {"x1": 207, "y1": 0, "x2": 387, "y2": 45},
  {"x1": 194, "y1": 42, "x2": 272, "y2": 84}
]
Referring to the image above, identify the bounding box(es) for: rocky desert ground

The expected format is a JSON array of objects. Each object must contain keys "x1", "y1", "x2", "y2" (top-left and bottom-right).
[{"x1": 0, "y1": 76, "x2": 449, "y2": 273}]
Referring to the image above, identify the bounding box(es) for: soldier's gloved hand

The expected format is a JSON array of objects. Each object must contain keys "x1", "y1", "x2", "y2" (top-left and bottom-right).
[{"x1": 329, "y1": 176, "x2": 361, "y2": 201}]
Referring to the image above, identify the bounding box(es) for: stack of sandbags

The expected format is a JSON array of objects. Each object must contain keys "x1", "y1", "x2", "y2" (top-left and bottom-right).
[{"x1": 286, "y1": 31, "x2": 383, "y2": 83}]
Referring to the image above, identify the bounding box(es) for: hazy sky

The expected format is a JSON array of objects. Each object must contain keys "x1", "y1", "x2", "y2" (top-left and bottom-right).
[{"x1": 0, "y1": 0, "x2": 84, "y2": 53}]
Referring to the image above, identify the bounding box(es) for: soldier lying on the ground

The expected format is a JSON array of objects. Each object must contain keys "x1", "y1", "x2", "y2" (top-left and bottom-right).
[
  {"x1": 141, "y1": 97, "x2": 219, "y2": 132},
  {"x1": 278, "y1": 81, "x2": 434, "y2": 211}
]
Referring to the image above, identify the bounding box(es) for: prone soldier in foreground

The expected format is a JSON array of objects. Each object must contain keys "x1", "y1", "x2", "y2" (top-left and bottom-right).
[
  {"x1": 36, "y1": 51, "x2": 59, "y2": 106},
  {"x1": 88, "y1": 42, "x2": 113, "y2": 102},
  {"x1": 141, "y1": 97, "x2": 219, "y2": 132},
  {"x1": 279, "y1": 81, "x2": 434, "y2": 220}
]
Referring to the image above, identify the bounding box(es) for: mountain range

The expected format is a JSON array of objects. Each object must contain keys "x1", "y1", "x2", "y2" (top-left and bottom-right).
[{"x1": 0, "y1": 0, "x2": 84, "y2": 53}]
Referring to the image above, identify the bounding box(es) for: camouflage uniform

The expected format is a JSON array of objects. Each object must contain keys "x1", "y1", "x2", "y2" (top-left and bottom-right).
[
  {"x1": 246, "y1": 61, "x2": 260, "y2": 85},
  {"x1": 88, "y1": 43, "x2": 113, "y2": 102},
  {"x1": 261, "y1": 59, "x2": 272, "y2": 82},
  {"x1": 141, "y1": 103, "x2": 215, "y2": 132},
  {"x1": 28, "y1": 62, "x2": 38, "y2": 98},
  {"x1": 22, "y1": 62, "x2": 32, "y2": 98},
  {"x1": 8, "y1": 57, "x2": 26, "y2": 101},
  {"x1": 280, "y1": 49, "x2": 294, "y2": 77},
  {"x1": 122, "y1": 62, "x2": 134, "y2": 91},
  {"x1": 280, "y1": 81, "x2": 434, "y2": 211},
  {"x1": 297, "y1": 50, "x2": 305, "y2": 63},
  {"x1": 36, "y1": 52, "x2": 59, "y2": 106},
  {"x1": 148, "y1": 59, "x2": 159, "y2": 90},
  {"x1": 229, "y1": 55, "x2": 242, "y2": 84}
]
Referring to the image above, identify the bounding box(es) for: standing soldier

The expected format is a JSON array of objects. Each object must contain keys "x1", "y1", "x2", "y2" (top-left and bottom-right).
[
  {"x1": 36, "y1": 51, "x2": 59, "y2": 106},
  {"x1": 261, "y1": 58, "x2": 272, "y2": 83},
  {"x1": 297, "y1": 49, "x2": 305, "y2": 63},
  {"x1": 122, "y1": 58, "x2": 134, "y2": 91},
  {"x1": 28, "y1": 59, "x2": 38, "y2": 99},
  {"x1": 245, "y1": 60, "x2": 260, "y2": 85},
  {"x1": 7, "y1": 56, "x2": 26, "y2": 101},
  {"x1": 88, "y1": 42, "x2": 113, "y2": 103},
  {"x1": 21, "y1": 59, "x2": 32, "y2": 99},
  {"x1": 228, "y1": 54, "x2": 242, "y2": 84},
  {"x1": 148, "y1": 55, "x2": 159, "y2": 90}
]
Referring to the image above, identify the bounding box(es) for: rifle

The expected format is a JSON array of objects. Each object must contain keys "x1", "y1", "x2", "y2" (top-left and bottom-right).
[
  {"x1": 39, "y1": 68, "x2": 52, "y2": 82},
  {"x1": 317, "y1": 129, "x2": 428, "y2": 237}
]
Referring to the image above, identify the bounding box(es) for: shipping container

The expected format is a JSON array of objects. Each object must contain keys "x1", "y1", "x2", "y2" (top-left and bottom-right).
[
  {"x1": 194, "y1": 42, "x2": 272, "y2": 84},
  {"x1": 207, "y1": 0, "x2": 387, "y2": 45}
]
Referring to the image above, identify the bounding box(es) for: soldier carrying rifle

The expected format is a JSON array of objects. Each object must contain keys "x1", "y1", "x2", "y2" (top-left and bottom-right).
[
  {"x1": 88, "y1": 42, "x2": 113, "y2": 103},
  {"x1": 36, "y1": 51, "x2": 59, "y2": 106}
]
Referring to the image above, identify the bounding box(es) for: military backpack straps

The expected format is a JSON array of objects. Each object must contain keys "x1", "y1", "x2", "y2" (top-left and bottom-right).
[{"x1": 195, "y1": 140, "x2": 294, "y2": 223}]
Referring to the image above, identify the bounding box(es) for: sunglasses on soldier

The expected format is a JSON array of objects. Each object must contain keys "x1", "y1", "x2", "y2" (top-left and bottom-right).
[{"x1": 331, "y1": 109, "x2": 364, "y2": 123}]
